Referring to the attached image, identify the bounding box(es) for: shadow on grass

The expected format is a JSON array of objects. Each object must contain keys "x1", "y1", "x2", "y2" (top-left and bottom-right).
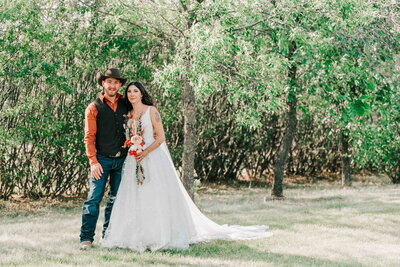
[
  {"x1": 156, "y1": 241, "x2": 362, "y2": 266},
  {"x1": 50, "y1": 241, "x2": 364, "y2": 267}
]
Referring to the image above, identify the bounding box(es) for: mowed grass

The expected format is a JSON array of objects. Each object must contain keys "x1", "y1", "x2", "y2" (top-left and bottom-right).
[{"x1": 0, "y1": 182, "x2": 399, "y2": 266}]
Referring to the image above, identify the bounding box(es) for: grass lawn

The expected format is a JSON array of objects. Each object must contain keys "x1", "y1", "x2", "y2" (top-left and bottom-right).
[{"x1": 0, "y1": 179, "x2": 399, "y2": 266}]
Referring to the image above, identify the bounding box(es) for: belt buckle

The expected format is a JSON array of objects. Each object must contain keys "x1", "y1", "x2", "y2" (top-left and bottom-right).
[{"x1": 109, "y1": 151, "x2": 121, "y2": 158}]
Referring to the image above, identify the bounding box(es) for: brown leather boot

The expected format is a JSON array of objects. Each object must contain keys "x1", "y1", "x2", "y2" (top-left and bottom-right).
[{"x1": 79, "y1": 241, "x2": 92, "y2": 250}]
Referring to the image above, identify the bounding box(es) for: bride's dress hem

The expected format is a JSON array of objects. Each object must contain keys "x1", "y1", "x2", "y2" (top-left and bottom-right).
[{"x1": 101, "y1": 228, "x2": 273, "y2": 253}]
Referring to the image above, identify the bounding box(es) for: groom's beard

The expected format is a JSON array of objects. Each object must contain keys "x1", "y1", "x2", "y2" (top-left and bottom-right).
[{"x1": 104, "y1": 88, "x2": 119, "y2": 98}]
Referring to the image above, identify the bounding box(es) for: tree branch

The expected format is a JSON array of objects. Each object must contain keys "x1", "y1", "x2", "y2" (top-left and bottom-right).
[
  {"x1": 77, "y1": 0, "x2": 178, "y2": 41},
  {"x1": 232, "y1": 19, "x2": 268, "y2": 32},
  {"x1": 159, "y1": 13, "x2": 185, "y2": 37}
]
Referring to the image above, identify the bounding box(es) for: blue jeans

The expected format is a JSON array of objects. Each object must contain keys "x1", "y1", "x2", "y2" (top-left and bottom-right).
[{"x1": 80, "y1": 154, "x2": 126, "y2": 242}]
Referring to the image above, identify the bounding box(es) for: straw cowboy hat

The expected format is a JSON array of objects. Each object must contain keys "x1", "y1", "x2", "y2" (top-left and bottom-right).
[{"x1": 96, "y1": 68, "x2": 127, "y2": 86}]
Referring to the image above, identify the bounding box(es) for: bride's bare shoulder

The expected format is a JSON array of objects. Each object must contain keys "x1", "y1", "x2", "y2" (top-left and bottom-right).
[{"x1": 150, "y1": 106, "x2": 162, "y2": 122}]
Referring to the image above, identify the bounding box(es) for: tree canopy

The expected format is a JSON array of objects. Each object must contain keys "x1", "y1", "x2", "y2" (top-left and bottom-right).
[{"x1": 0, "y1": 0, "x2": 399, "y2": 199}]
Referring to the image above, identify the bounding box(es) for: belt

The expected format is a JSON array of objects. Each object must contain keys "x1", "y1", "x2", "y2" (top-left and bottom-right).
[
  {"x1": 107, "y1": 151, "x2": 122, "y2": 158},
  {"x1": 99, "y1": 147, "x2": 127, "y2": 158},
  {"x1": 102, "y1": 151, "x2": 125, "y2": 158}
]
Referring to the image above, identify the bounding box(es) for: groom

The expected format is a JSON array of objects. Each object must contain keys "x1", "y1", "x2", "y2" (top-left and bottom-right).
[{"x1": 80, "y1": 68, "x2": 128, "y2": 250}]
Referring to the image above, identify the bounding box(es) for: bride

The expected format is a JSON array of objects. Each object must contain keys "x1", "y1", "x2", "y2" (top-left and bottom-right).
[{"x1": 102, "y1": 82, "x2": 272, "y2": 252}]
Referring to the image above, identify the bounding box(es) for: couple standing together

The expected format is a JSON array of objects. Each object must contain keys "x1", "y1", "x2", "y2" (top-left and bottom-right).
[{"x1": 79, "y1": 68, "x2": 272, "y2": 252}]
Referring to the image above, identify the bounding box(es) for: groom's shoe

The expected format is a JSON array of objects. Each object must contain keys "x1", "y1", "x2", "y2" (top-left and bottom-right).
[{"x1": 79, "y1": 241, "x2": 92, "y2": 250}]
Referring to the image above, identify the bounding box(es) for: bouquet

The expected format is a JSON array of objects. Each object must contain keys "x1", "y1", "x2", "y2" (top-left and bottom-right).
[{"x1": 123, "y1": 114, "x2": 146, "y2": 185}]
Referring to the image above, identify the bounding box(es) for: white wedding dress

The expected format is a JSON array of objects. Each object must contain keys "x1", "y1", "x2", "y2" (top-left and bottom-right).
[{"x1": 102, "y1": 106, "x2": 272, "y2": 252}]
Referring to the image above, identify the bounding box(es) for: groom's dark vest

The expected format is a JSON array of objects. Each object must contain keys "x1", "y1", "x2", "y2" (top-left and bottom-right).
[{"x1": 94, "y1": 97, "x2": 128, "y2": 157}]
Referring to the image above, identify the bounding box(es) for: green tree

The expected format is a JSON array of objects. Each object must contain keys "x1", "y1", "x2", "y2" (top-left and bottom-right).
[{"x1": 310, "y1": 0, "x2": 400, "y2": 186}]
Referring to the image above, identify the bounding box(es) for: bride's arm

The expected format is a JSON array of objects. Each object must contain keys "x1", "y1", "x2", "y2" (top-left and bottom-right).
[{"x1": 136, "y1": 106, "x2": 166, "y2": 162}]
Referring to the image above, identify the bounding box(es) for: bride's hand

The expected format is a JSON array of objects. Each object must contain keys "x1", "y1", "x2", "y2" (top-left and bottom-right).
[{"x1": 136, "y1": 150, "x2": 148, "y2": 162}]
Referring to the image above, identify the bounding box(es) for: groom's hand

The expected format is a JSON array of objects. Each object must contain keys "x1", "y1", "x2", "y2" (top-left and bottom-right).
[{"x1": 91, "y1": 163, "x2": 103, "y2": 180}]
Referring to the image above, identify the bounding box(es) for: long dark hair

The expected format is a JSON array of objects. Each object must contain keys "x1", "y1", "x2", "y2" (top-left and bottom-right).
[{"x1": 124, "y1": 81, "x2": 154, "y2": 110}]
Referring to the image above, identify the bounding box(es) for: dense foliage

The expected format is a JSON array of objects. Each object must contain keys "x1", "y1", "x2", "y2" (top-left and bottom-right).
[{"x1": 0, "y1": 0, "x2": 399, "y2": 199}]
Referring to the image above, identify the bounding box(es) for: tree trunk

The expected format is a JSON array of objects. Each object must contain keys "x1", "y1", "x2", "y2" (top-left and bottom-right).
[
  {"x1": 389, "y1": 172, "x2": 400, "y2": 184},
  {"x1": 271, "y1": 41, "x2": 298, "y2": 198},
  {"x1": 182, "y1": 36, "x2": 196, "y2": 200},
  {"x1": 271, "y1": 91, "x2": 297, "y2": 197},
  {"x1": 340, "y1": 130, "x2": 352, "y2": 187}
]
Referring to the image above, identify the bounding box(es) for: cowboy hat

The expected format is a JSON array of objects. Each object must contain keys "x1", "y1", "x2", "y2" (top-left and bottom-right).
[{"x1": 96, "y1": 68, "x2": 127, "y2": 86}]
